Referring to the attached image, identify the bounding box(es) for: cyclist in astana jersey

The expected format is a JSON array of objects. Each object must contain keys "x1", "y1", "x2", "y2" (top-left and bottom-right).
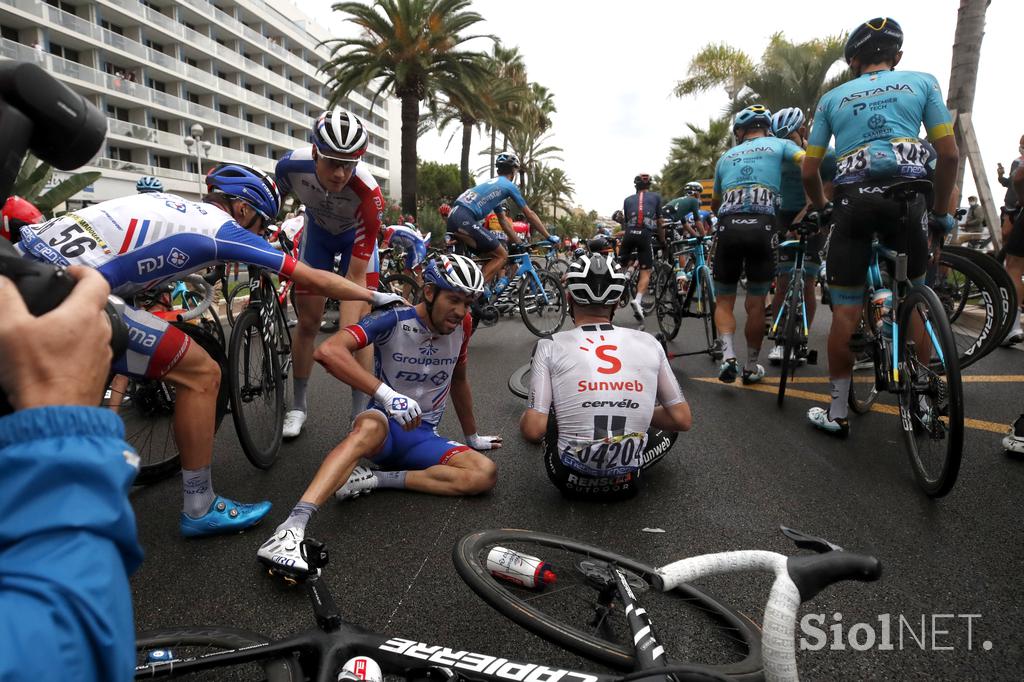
[
  {"x1": 711, "y1": 105, "x2": 805, "y2": 385},
  {"x1": 619, "y1": 173, "x2": 665, "y2": 320},
  {"x1": 15, "y1": 163, "x2": 401, "y2": 538},
  {"x1": 768, "y1": 107, "x2": 837, "y2": 366},
  {"x1": 274, "y1": 108, "x2": 384, "y2": 440},
  {"x1": 802, "y1": 17, "x2": 959, "y2": 438},
  {"x1": 520, "y1": 254, "x2": 690, "y2": 502},
  {"x1": 446, "y1": 152, "x2": 556, "y2": 295},
  {"x1": 257, "y1": 255, "x2": 500, "y2": 579}
]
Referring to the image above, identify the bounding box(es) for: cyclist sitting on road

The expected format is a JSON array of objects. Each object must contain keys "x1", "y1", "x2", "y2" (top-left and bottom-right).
[
  {"x1": 257, "y1": 254, "x2": 500, "y2": 579},
  {"x1": 767, "y1": 107, "x2": 837, "y2": 365},
  {"x1": 136, "y1": 175, "x2": 164, "y2": 194},
  {"x1": 620, "y1": 173, "x2": 665, "y2": 321},
  {"x1": 711, "y1": 105, "x2": 805, "y2": 385},
  {"x1": 520, "y1": 254, "x2": 691, "y2": 501},
  {"x1": 802, "y1": 17, "x2": 959, "y2": 438},
  {"x1": 275, "y1": 108, "x2": 384, "y2": 439},
  {"x1": 13, "y1": 163, "x2": 402, "y2": 538},
  {"x1": 446, "y1": 152, "x2": 556, "y2": 300}
]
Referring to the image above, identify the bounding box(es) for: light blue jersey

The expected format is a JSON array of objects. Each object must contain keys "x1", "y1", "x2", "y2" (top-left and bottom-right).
[
  {"x1": 779, "y1": 147, "x2": 838, "y2": 213},
  {"x1": 713, "y1": 137, "x2": 805, "y2": 216},
  {"x1": 806, "y1": 69, "x2": 954, "y2": 185},
  {"x1": 454, "y1": 176, "x2": 527, "y2": 220}
]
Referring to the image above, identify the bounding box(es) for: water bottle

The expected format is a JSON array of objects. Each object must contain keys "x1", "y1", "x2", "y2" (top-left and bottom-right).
[
  {"x1": 486, "y1": 546, "x2": 557, "y2": 589},
  {"x1": 145, "y1": 649, "x2": 174, "y2": 664},
  {"x1": 339, "y1": 656, "x2": 384, "y2": 682},
  {"x1": 872, "y1": 288, "x2": 893, "y2": 339}
]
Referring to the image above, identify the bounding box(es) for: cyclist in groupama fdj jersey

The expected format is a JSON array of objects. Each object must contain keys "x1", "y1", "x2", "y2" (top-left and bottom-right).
[
  {"x1": 711, "y1": 105, "x2": 805, "y2": 385},
  {"x1": 802, "y1": 17, "x2": 959, "y2": 438},
  {"x1": 275, "y1": 108, "x2": 384, "y2": 439},
  {"x1": 520, "y1": 254, "x2": 691, "y2": 501},
  {"x1": 14, "y1": 163, "x2": 401, "y2": 537}
]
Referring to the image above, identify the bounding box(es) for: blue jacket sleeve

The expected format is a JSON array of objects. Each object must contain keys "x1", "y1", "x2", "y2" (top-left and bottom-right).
[{"x1": 0, "y1": 407, "x2": 143, "y2": 682}]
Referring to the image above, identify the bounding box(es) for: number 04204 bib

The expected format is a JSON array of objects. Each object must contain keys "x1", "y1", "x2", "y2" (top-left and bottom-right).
[{"x1": 560, "y1": 432, "x2": 649, "y2": 477}]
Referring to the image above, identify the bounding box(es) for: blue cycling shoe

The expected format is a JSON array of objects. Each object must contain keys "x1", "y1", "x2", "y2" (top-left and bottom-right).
[{"x1": 180, "y1": 496, "x2": 272, "y2": 538}]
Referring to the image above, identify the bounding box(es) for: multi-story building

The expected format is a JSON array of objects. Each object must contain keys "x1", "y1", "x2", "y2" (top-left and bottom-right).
[{"x1": 0, "y1": 0, "x2": 399, "y2": 208}]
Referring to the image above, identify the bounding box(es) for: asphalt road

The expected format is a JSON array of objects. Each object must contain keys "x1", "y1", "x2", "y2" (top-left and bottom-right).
[{"x1": 129, "y1": 298, "x2": 1024, "y2": 681}]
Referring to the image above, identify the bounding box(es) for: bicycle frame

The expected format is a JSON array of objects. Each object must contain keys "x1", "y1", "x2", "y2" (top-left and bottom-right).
[
  {"x1": 770, "y1": 235, "x2": 808, "y2": 341},
  {"x1": 244, "y1": 266, "x2": 293, "y2": 381},
  {"x1": 509, "y1": 249, "x2": 552, "y2": 304},
  {"x1": 673, "y1": 236, "x2": 716, "y2": 319}
]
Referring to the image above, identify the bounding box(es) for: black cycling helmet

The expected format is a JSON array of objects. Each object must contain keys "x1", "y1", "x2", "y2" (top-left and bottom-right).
[
  {"x1": 565, "y1": 254, "x2": 625, "y2": 306},
  {"x1": 587, "y1": 236, "x2": 611, "y2": 254},
  {"x1": 845, "y1": 17, "x2": 904, "y2": 65},
  {"x1": 634, "y1": 173, "x2": 652, "y2": 190}
]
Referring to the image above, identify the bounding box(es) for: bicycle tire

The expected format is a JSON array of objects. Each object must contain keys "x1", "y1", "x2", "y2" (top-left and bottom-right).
[
  {"x1": 379, "y1": 273, "x2": 423, "y2": 304},
  {"x1": 698, "y1": 268, "x2": 719, "y2": 359},
  {"x1": 225, "y1": 282, "x2": 251, "y2": 328},
  {"x1": 641, "y1": 263, "x2": 666, "y2": 315},
  {"x1": 135, "y1": 625, "x2": 300, "y2": 681},
  {"x1": 453, "y1": 529, "x2": 763, "y2": 679},
  {"x1": 508, "y1": 362, "x2": 532, "y2": 399},
  {"x1": 124, "y1": 323, "x2": 229, "y2": 486},
  {"x1": 519, "y1": 271, "x2": 567, "y2": 337},
  {"x1": 228, "y1": 307, "x2": 284, "y2": 470},
  {"x1": 183, "y1": 289, "x2": 227, "y2": 350},
  {"x1": 777, "y1": 290, "x2": 801, "y2": 407},
  {"x1": 546, "y1": 257, "x2": 570, "y2": 278},
  {"x1": 933, "y1": 250, "x2": 1000, "y2": 368},
  {"x1": 944, "y1": 245, "x2": 1018, "y2": 348},
  {"x1": 897, "y1": 285, "x2": 964, "y2": 497},
  {"x1": 656, "y1": 278, "x2": 683, "y2": 341}
]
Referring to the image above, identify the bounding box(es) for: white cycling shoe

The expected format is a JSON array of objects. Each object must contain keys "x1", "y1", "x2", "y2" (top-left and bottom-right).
[
  {"x1": 1003, "y1": 415, "x2": 1024, "y2": 454},
  {"x1": 742, "y1": 364, "x2": 765, "y2": 385},
  {"x1": 807, "y1": 406, "x2": 850, "y2": 439},
  {"x1": 257, "y1": 527, "x2": 316, "y2": 581},
  {"x1": 283, "y1": 410, "x2": 306, "y2": 439},
  {"x1": 334, "y1": 465, "x2": 378, "y2": 502}
]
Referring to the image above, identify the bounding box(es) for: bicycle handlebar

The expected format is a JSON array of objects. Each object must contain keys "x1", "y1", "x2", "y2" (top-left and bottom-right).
[{"x1": 176, "y1": 274, "x2": 215, "y2": 322}]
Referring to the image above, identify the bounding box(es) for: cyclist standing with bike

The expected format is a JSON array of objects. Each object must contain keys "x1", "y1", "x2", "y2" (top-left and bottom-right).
[
  {"x1": 802, "y1": 17, "x2": 959, "y2": 437},
  {"x1": 620, "y1": 173, "x2": 665, "y2": 321},
  {"x1": 711, "y1": 105, "x2": 805, "y2": 384},
  {"x1": 275, "y1": 109, "x2": 384, "y2": 439},
  {"x1": 12, "y1": 163, "x2": 401, "y2": 537}
]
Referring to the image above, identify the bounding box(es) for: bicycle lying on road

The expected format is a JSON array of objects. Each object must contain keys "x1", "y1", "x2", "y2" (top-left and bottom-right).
[{"x1": 135, "y1": 527, "x2": 881, "y2": 681}]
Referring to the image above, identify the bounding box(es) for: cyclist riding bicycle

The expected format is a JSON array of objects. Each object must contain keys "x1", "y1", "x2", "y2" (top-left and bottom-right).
[
  {"x1": 802, "y1": 17, "x2": 959, "y2": 438},
  {"x1": 520, "y1": 254, "x2": 691, "y2": 501},
  {"x1": 665, "y1": 181, "x2": 708, "y2": 236},
  {"x1": 136, "y1": 175, "x2": 164, "y2": 194},
  {"x1": 275, "y1": 108, "x2": 385, "y2": 439},
  {"x1": 620, "y1": 173, "x2": 665, "y2": 321},
  {"x1": 1, "y1": 195, "x2": 42, "y2": 243},
  {"x1": 13, "y1": 163, "x2": 401, "y2": 537},
  {"x1": 446, "y1": 152, "x2": 556, "y2": 299},
  {"x1": 257, "y1": 254, "x2": 500, "y2": 579},
  {"x1": 711, "y1": 104, "x2": 805, "y2": 385}
]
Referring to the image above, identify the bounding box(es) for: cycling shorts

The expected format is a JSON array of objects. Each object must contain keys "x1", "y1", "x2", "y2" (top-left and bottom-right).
[
  {"x1": 447, "y1": 205, "x2": 501, "y2": 254},
  {"x1": 1005, "y1": 210, "x2": 1024, "y2": 258},
  {"x1": 824, "y1": 183, "x2": 929, "y2": 306},
  {"x1": 775, "y1": 210, "x2": 823, "y2": 275},
  {"x1": 297, "y1": 222, "x2": 379, "y2": 292},
  {"x1": 114, "y1": 306, "x2": 191, "y2": 380},
  {"x1": 618, "y1": 229, "x2": 654, "y2": 269},
  {"x1": 712, "y1": 214, "x2": 777, "y2": 296},
  {"x1": 366, "y1": 409, "x2": 472, "y2": 471}
]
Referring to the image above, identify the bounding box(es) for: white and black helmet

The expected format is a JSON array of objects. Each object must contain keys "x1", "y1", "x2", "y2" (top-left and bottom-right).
[
  {"x1": 424, "y1": 254, "x2": 485, "y2": 297},
  {"x1": 771, "y1": 107, "x2": 806, "y2": 140},
  {"x1": 312, "y1": 108, "x2": 369, "y2": 160},
  {"x1": 685, "y1": 181, "x2": 703, "y2": 195},
  {"x1": 565, "y1": 254, "x2": 626, "y2": 306}
]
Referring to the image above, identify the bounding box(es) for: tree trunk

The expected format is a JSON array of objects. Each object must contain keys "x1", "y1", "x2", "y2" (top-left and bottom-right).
[
  {"x1": 460, "y1": 120, "x2": 473, "y2": 190},
  {"x1": 947, "y1": 0, "x2": 990, "y2": 190},
  {"x1": 400, "y1": 94, "x2": 419, "y2": 218},
  {"x1": 489, "y1": 127, "x2": 496, "y2": 178}
]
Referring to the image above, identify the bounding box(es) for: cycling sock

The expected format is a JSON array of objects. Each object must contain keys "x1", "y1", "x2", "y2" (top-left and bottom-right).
[
  {"x1": 182, "y1": 466, "x2": 215, "y2": 518},
  {"x1": 828, "y1": 378, "x2": 851, "y2": 421},
  {"x1": 292, "y1": 377, "x2": 309, "y2": 412},
  {"x1": 278, "y1": 500, "x2": 319, "y2": 533},
  {"x1": 721, "y1": 333, "x2": 736, "y2": 360},
  {"x1": 374, "y1": 470, "x2": 407, "y2": 489},
  {"x1": 745, "y1": 347, "x2": 761, "y2": 372}
]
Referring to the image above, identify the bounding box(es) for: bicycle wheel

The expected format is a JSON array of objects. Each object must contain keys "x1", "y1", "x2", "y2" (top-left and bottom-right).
[
  {"x1": 453, "y1": 529, "x2": 763, "y2": 678},
  {"x1": 379, "y1": 273, "x2": 422, "y2": 304},
  {"x1": 776, "y1": 290, "x2": 802, "y2": 407},
  {"x1": 945, "y1": 245, "x2": 1018, "y2": 345},
  {"x1": 508, "y1": 362, "x2": 532, "y2": 399},
  {"x1": 183, "y1": 289, "x2": 227, "y2": 350},
  {"x1": 546, "y1": 256, "x2": 570, "y2": 278},
  {"x1": 228, "y1": 307, "x2": 284, "y2": 469},
  {"x1": 643, "y1": 263, "x2": 669, "y2": 315},
  {"x1": 896, "y1": 286, "x2": 964, "y2": 497},
  {"x1": 697, "y1": 268, "x2": 719, "y2": 358},
  {"x1": 110, "y1": 323, "x2": 229, "y2": 486},
  {"x1": 135, "y1": 626, "x2": 300, "y2": 681},
  {"x1": 656, "y1": 279, "x2": 682, "y2": 340},
  {"x1": 933, "y1": 250, "x2": 1000, "y2": 368},
  {"x1": 519, "y1": 271, "x2": 567, "y2": 337}
]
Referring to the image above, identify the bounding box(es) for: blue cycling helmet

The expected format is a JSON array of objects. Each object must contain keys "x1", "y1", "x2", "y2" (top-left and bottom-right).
[
  {"x1": 423, "y1": 254, "x2": 485, "y2": 297},
  {"x1": 136, "y1": 175, "x2": 164, "y2": 193},
  {"x1": 733, "y1": 105, "x2": 772, "y2": 131},
  {"x1": 205, "y1": 163, "x2": 281, "y2": 220},
  {"x1": 771, "y1": 107, "x2": 806, "y2": 140}
]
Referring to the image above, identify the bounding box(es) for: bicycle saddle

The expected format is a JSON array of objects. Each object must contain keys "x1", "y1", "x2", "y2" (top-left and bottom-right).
[{"x1": 883, "y1": 179, "x2": 933, "y2": 201}]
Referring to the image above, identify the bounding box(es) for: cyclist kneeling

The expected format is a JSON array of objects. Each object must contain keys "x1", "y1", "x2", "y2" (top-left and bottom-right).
[
  {"x1": 257, "y1": 255, "x2": 500, "y2": 578},
  {"x1": 519, "y1": 254, "x2": 691, "y2": 501}
]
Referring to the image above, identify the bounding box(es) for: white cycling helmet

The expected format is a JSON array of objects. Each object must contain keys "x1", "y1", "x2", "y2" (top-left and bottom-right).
[
  {"x1": 771, "y1": 107, "x2": 806, "y2": 140},
  {"x1": 685, "y1": 181, "x2": 703, "y2": 196},
  {"x1": 312, "y1": 108, "x2": 368, "y2": 160},
  {"x1": 565, "y1": 254, "x2": 626, "y2": 306},
  {"x1": 423, "y1": 254, "x2": 485, "y2": 297}
]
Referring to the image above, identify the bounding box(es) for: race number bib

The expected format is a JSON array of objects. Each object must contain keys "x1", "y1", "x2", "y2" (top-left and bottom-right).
[
  {"x1": 720, "y1": 185, "x2": 776, "y2": 216},
  {"x1": 560, "y1": 432, "x2": 648, "y2": 477},
  {"x1": 836, "y1": 146, "x2": 870, "y2": 182},
  {"x1": 891, "y1": 137, "x2": 929, "y2": 177},
  {"x1": 456, "y1": 189, "x2": 478, "y2": 205}
]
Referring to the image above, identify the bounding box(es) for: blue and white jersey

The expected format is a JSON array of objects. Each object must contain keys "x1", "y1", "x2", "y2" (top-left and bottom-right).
[
  {"x1": 343, "y1": 306, "x2": 473, "y2": 427},
  {"x1": 15, "y1": 193, "x2": 295, "y2": 297},
  {"x1": 454, "y1": 176, "x2": 527, "y2": 220},
  {"x1": 713, "y1": 137, "x2": 805, "y2": 216}
]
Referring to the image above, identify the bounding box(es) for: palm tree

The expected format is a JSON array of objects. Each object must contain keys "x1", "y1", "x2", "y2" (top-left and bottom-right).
[
  {"x1": 12, "y1": 153, "x2": 101, "y2": 217},
  {"x1": 673, "y1": 44, "x2": 754, "y2": 104},
  {"x1": 659, "y1": 117, "x2": 732, "y2": 199},
  {"x1": 486, "y1": 43, "x2": 527, "y2": 175},
  {"x1": 505, "y1": 126, "x2": 562, "y2": 197},
  {"x1": 544, "y1": 167, "x2": 574, "y2": 220},
  {"x1": 948, "y1": 0, "x2": 990, "y2": 190},
  {"x1": 321, "y1": 0, "x2": 494, "y2": 216}
]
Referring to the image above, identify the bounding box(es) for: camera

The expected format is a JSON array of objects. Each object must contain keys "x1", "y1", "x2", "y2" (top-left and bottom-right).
[{"x1": 0, "y1": 61, "x2": 126, "y2": 415}]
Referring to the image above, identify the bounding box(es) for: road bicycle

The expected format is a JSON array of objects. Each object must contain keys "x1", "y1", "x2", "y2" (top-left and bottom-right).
[
  {"x1": 846, "y1": 180, "x2": 964, "y2": 497},
  {"x1": 769, "y1": 221, "x2": 820, "y2": 406},
  {"x1": 474, "y1": 241, "x2": 568, "y2": 338},
  {"x1": 655, "y1": 235, "x2": 721, "y2": 363},
  {"x1": 135, "y1": 527, "x2": 881, "y2": 681}
]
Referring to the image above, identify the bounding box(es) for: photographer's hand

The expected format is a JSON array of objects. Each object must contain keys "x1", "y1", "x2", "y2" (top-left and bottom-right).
[{"x1": 0, "y1": 266, "x2": 112, "y2": 410}]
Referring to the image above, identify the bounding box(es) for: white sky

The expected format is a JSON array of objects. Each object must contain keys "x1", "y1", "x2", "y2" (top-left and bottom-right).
[{"x1": 299, "y1": 0, "x2": 1022, "y2": 213}]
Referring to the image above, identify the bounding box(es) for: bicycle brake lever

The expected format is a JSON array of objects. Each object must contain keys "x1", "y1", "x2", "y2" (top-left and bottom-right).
[{"x1": 780, "y1": 526, "x2": 844, "y2": 553}]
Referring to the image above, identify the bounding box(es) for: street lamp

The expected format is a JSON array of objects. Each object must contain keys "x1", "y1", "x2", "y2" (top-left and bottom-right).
[{"x1": 183, "y1": 122, "x2": 213, "y2": 197}]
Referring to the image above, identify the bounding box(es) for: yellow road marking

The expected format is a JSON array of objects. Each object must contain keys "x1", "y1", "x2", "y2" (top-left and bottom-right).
[
  {"x1": 692, "y1": 378, "x2": 1008, "y2": 434},
  {"x1": 743, "y1": 375, "x2": 1024, "y2": 385}
]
